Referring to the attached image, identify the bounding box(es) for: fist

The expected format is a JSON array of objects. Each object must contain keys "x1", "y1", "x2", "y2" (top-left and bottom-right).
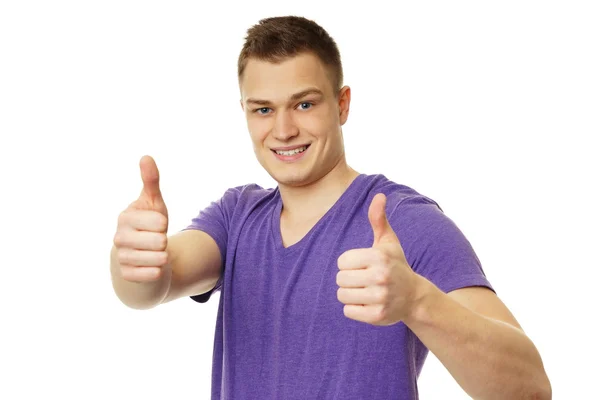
[
  {"x1": 336, "y1": 193, "x2": 420, "y2": 326},
  {"x1": 113, "y1": 155, "x2": 170, "y2": 282}
]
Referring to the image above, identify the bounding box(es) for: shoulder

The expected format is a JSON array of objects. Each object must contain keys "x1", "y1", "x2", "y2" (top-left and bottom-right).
[
  {"x1": 226, "y1": 182, "x2": 277, "y2": 201},
  {"x1": 218, "y1": 181, "x2": 278, "y2": 213},
  {"x1": 359, "y1": 173, "x2": 442, "y2": 214}
]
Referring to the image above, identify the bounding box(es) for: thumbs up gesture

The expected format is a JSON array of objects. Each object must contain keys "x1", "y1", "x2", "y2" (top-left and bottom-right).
[
  {"x1": 113, "y1": 155, "x2": 170, "y2": 283},
  {"x1": 132, "y1": 155, "x2": 169, "y2": 219},
  {"x1": 336, "y1": 193, "x2": 422, "y2": 326}
]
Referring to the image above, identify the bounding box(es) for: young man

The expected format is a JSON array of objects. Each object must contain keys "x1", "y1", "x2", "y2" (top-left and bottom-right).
[{"x1": 111, "y1": 16, "x2": 551, "y2": 400}]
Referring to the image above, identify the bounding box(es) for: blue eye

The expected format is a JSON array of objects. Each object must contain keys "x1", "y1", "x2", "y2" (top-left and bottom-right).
[
  {"x1": 252, "y1": 102, "x2": 313, "y2": 115},
  {"x1": 298, "y1": 102, "x2": 313, "y2": 110},
  {"x1": 254, "y1": 107, "x2": 271, "y2": 115}
]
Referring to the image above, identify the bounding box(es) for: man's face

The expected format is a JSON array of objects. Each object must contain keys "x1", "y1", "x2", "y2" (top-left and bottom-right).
[{"x1": 239, "y1": 52, "x2": 350, "y2": 187}]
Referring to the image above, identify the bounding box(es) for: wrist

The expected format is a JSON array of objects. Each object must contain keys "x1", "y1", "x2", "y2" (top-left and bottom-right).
[{"x1": 404, "y1": 274, "x2": 441, "y2": 327}]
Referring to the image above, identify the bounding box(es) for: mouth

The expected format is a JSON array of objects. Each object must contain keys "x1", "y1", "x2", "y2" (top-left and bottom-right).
[{"x1": 271, "y1": 144, "x2": 310, "y2": 156}]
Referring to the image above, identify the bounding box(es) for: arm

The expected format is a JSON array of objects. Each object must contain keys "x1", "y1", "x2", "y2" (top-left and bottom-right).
[
  {"x1": 110, "y1": 229, "x2": 222, "y2": 309},
  {"x1": 337, "y1": 194, "x2": 551, "y2": 399},
  {"x1": 406, "y1": 279, "x2": 552, "y2": 400},
  {"x1": 161, "y1": 229, "x2": 222, "y2": 304}
]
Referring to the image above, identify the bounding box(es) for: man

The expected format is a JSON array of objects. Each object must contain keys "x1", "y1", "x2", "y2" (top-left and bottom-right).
[{"x1": 111, "y1": 15, "x2": 551, "y2": 400}]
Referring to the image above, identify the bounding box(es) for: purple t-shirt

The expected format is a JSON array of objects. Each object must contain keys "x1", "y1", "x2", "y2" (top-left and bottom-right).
[{"x1": 184, "y1": 173, "x2": 494, "y2": 399}]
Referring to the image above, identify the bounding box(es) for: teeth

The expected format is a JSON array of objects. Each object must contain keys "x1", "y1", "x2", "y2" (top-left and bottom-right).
[{"x1": 275, "y1": 145, "x2": 308, "y2": 156}]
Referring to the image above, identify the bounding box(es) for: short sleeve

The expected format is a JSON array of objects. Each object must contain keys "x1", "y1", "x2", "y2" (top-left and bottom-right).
[
  {"x1": 182, "y1": 187, "x2": 242, "y2": 303},
  {"x1": 389, "y1": 197, "x2": 495, "y2": 294}
]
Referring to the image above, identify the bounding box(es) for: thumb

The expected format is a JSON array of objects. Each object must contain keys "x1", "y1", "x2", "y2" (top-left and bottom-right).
[
  {"x1": 138, "y1": 155, "x2": 165, "y2": 208},
  {"x1": 368, "y1": 193, "x2": 399, "y2": 246}
]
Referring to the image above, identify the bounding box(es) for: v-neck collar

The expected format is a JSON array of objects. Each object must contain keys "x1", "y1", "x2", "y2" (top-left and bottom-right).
[{"x1": 271, "y1": 174, "x2": 365, "y2": 254}]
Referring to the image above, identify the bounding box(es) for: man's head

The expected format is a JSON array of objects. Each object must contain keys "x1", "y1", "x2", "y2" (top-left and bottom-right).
[{"x1": 238, "y1": 16, "x2": 351, "y2": 187}]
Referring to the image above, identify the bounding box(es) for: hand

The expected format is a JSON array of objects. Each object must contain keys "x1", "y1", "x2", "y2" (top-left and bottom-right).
[
  {"x1": 113, "y1": 155, "x2": 170, "y2": 283},
  {"x1": 336, "y1": 193, "x2": 422, "y2": 326}
]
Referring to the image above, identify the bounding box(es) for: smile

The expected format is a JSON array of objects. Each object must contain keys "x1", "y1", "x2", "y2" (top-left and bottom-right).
[{"x1": 273, "y1": 145, "x2": 309, "y2": 156}]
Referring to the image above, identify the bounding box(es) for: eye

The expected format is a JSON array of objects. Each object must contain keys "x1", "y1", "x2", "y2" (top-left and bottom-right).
[
  {"x1": 253, "y1": 107, "x2": 272, "y2": 115},
  {"x1": 297, "y1": 102, "x2": 313, "y2": 110}
]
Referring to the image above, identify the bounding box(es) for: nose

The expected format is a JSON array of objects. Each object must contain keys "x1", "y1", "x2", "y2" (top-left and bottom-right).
[{"x1": 272, "y1": 110, "x2": 299, "y2": 141}]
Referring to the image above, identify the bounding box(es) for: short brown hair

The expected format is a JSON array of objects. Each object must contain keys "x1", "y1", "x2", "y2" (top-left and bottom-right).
[{"x1": 238, "y1": 16, "x2": 344, "y2": 95}]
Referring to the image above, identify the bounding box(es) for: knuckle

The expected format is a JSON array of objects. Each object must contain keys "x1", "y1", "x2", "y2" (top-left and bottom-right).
[
  {"x1": 377, "y1": 287, "x2": 389, "y2": 302},
  {"x1": 116, "y1": 249, "x2": 129, "y2": 265},
  {"x1": 144, "y1": 268, "x2": 161, "y2": 282},
  {"x1": 335, "y1": 271, "x2": 342, "y2": 286},
  {"x1": 337, "y1": 287, "x2": 343, "y2": 302},
  {"x1": 117, "y1": 211, "x2": 128, "y2": 227},
  {"x1": 114, "y1": 230, "x2": 131, "y2": 248},
  {"x1": 157, "y1": 251, "x2": 169, "y2": 266},
  {"x1": 113, "y1": 232, "x2": 122, "y2": 246},
  {"x1": 119, "y1": 266, "x2": 132, "y2": 280},
  {"x1": 153, "y1": 267, "x2": 163, "y2": 280},
  {"x1": 157, "y1": 214, "x2": 168, "y2": 231},
  {"x1": 374, "y1": 306, "x2": 386, "y2": 322},
  {"x1": 337, "y1": 252, "x2": 347, "y2": 268},
  {"x1": 343, "y1": 305, "x2": 350, "y2": 317},
  {"x1": 121, "y1": 266, "x2": 139, "y2": 282},
  {"x1": 375, "y1": 269, "x2": 390, "y2": 285},
  {"x1": 157, "y1": 234, "x2": 168, "y2": 250}
]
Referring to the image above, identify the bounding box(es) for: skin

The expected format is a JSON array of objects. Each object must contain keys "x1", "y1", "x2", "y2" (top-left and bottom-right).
[
  {"x1": 238, "y1": 51, "x2": 552, "y2": 399},
  {"x1": 239, "y1": 52, "x2": 359, "y2": 226}
]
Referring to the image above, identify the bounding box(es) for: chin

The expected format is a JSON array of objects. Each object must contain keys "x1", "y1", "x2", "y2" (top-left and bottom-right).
[
  {"x1": 257, "y1": 151, "x2": 319, "y2": 187},
  {"x1": 269, "y1": 169, "x2": 313, "y2": 187}
]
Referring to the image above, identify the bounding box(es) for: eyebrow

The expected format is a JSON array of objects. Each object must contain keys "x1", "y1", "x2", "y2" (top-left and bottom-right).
[{"x1": 245, "y1": 88, "x2": 324, "y2": 106}]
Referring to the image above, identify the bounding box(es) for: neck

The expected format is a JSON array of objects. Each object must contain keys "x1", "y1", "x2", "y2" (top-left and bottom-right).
[{"x1": 278, "y1": 157, "x2": 360, "y2": 222}]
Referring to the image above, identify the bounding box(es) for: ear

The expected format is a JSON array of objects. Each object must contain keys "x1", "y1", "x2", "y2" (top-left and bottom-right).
[{"x1": 338, "y1": 85, "x2": 351, "y2": 125}]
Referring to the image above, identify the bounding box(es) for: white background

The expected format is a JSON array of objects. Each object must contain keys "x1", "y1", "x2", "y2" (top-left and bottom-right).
[{"x1": 1, "y1": 1, "x2": 598, "y2": 399}]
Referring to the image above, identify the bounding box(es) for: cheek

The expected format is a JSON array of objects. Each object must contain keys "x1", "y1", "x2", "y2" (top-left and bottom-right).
[
  {"x1": 247, "y1": 119, "x2": 270, "y2": 143},
  {"x1": 306, "y1": 113, "x2": 339, "y2": 141},
  {"x1": 299, "y1": 112, "x2": 328, "y2": 136}
]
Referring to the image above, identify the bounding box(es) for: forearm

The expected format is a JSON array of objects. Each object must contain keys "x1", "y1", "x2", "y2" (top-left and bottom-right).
[
  {"x1": 110, "y1": 245, "x2": 172, "y2": 310},
  {"x1": 405, "y1": 276, "x2": 551, "y2": 400}
]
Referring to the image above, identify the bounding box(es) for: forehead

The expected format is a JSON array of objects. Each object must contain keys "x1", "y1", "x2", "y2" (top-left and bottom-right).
[{"x1": 240, "y1": 52, "x2": 333, "y2": 101}]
